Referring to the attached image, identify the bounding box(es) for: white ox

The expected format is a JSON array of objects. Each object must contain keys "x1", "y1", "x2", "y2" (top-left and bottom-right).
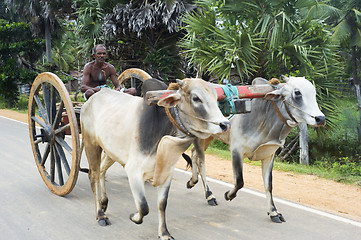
[
  {"x1": 186, "y1": 76, "x2": 326, "y2": 223},
  {"x1": 80, "y1": 78, "x2": 230, "y2": 240}
]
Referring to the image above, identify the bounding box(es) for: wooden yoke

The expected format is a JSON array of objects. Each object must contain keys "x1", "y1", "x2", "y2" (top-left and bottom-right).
[
  {"x1": 215, "y1": 84, "x2": 284, "y2": 101},
  {"x1": 144, "y1": 84, "x2": 285, "y2": 106}
]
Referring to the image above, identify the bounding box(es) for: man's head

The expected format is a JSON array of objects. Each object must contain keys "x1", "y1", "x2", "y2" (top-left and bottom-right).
[{"x1": 92, "y1": 44, "x2": 107, "y2": 64}]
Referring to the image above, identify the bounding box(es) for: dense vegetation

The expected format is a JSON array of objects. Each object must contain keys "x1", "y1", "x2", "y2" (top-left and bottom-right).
[
  {"x1": 0, "y1": 0, "x2": 360, "y2": 184},
  {"x1": 0, "y1": 19, "x2": 44, "y2": 106}
]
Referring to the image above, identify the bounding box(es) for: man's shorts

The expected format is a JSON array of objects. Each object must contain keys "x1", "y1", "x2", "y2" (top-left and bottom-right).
[{"x1": 84, "y1": 84, "x2": 110, "y2": 100}]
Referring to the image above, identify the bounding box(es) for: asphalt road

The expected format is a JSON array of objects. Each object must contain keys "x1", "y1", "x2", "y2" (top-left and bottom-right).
[{"x1": 0, "y1": 116, "x2": 360, "y2": 240}]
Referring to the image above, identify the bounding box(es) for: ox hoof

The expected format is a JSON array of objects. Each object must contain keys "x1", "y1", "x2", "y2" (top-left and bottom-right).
[
  {"x1": 224, "y1": 191, "x2": 236, "y2": 201},
  {"x1": 270, "y1": 213, "x2": 286, "y2": 223},
  {"x1": 98, "y1": 217, "x2": 111, "y2": 226},
  {"x1": 207, "y1": 198, "x2": 218, "y2": 206},
  {"x1": 130, "y1": 213, "x2": 143, "y2": 224},
  {"x1": 186, "y1": 180, "x2": 197, "y2": 189}
]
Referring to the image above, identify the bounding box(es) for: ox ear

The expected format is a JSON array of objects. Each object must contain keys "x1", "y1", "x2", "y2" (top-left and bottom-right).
[
  {"x1": 157, "y1": 92, "x2": 181, "y2": 108},
  {"x1": 264, "y1": 87, "x2": 286, "y2": 100},
  {"x1": 252, "y1": 77, "x2": 269, "y2": 85}
]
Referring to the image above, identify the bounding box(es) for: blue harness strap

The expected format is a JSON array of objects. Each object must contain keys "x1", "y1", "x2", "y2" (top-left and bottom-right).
[{"x1": 218, "y1": 83, "x2": 239, "y2": 119}]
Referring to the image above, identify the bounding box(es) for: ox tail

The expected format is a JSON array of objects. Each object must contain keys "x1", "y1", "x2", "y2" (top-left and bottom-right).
[{"x1": 182, "y1": 153, "x2": 192, "y2": 169}]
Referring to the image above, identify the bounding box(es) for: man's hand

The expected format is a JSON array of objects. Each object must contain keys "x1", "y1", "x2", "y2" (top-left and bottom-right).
[{"x1": 124, "y1": 87, "x2": 137, "y2": 96}]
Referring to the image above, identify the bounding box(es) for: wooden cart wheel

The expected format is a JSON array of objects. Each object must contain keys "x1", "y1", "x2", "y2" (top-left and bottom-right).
[
  {"x1": 117, "y1": 68, "x2": 152, "y2": 96},
  {"x1": 28, "y1": 72, "x2": 80, "y2": 196}
]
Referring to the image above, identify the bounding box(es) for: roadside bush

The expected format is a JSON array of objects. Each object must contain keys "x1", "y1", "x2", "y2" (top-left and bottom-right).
[
  {"x1": 210, "y1": 139, "x2": 229, "y2": 151},
  {"x1": 332, "y1": 157, "x2": 361, "y2": 176},
  {"x1": 16, "y1": 94, "x2": 29, "y2": 110}
]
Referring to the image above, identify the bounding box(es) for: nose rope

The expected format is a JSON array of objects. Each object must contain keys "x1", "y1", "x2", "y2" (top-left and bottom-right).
[
  {"x1": 282, "y1": 97, "x2": 316, "y2": 118},
  {"x1": 271, "y1": 96, "x2": 317, "y2": 126}
]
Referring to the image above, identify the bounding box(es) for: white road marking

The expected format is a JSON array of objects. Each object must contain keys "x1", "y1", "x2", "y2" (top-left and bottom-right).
[{"x1": 176, "y1": 168, "x2": 361, "y2": 228}]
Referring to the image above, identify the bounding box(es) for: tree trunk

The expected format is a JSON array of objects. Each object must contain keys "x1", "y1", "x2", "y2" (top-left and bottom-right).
[
  {"x1": 351, "y1": 46, "x2": 361, "y2": 141},
  {"x1": 45, "y1": 17, "x2": 52, "y2": 63},
  {"x1": 299, "y1": 123, "x2": 309, "y2": 165}
]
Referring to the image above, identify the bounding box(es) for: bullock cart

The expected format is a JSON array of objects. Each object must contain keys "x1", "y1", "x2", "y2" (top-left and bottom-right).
[
  {"x1": 27, "y1": 68, "x2": 151, "y2": 196},
  {"x1": 28, "y1": 68, "x2": 277, "y2": 196}
]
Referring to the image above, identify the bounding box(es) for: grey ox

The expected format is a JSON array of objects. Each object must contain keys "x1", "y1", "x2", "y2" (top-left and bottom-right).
[
  {"x1": 186, "y1": 76, "x2": 326, "y2": 223},
  {"x1": 80, "y1": 78, "x2": 230, "y2": 240}
]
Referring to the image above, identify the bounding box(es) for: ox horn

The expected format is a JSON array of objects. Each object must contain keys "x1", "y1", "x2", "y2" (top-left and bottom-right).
[
  {"x1": 176, "y1": 79, "x2": 184, "y2": 87},
  {"x1": 281, "y1": 75, "x2": 289, "y2": 82}
]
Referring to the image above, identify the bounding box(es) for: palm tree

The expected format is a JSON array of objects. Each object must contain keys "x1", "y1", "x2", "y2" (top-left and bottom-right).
[
  {"x1": 179, "y1": 0, "x2": 262, "y2": 82},
  {"x1": 6, "y1": 0, "x2": 74, "y2": 63},
  {"x1": 74, "y1": 0, "x2": 115, "y2": 57},
  {"x1": 331, "y1": 0, "x2": 361, "y2": 138}
]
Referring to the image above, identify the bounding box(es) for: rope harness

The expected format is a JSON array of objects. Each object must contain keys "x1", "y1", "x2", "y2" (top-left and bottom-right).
[
  {"x1": 218, "y1": 84, "x2": 239, "y2": 119},
  {"x1": 163, "y1": 83, "x2": 223, "y2": 136},
  {"x1": 270, "y1": 97, "x2": 298, "y2": 126},
  {"x1": 165, "y1": 107, "x2": 193, "y2": 136},
  {"x1": 271, "y1": 96, "x2": 317, "y2": 127}
]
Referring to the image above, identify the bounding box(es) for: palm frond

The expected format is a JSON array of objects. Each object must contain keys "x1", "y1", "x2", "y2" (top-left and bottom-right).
[{"x1": 332, "y1": 19, "x2": 353, "y2": 44}]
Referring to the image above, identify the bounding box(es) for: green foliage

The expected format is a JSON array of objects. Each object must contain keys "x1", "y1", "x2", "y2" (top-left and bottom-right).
[
  {"x1": 209, "y1": 139, "x2": 229, "y2": 151},
  {"x1": 103, "y1": 1, "x2": 194, "y2": 80},
  {"x1": 0, "y1": 19, "x2": 43, "y2": 107},
  {"x1": 74, "y1": 0, "x2": 107, "y2": 55},
  {"x1": 16, "y1": 94, "x2": 29, "y2": 110},
  {"x1": 179, "y1": 6, "x2": 261, "y2": 81},
  {"x1": 332, "y1": 157, "x2": 361, "y2": 176}
]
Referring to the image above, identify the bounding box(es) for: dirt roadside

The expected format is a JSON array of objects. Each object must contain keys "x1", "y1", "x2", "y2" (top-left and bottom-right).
[{"x1": 2, "y1": 108, "x2": 360, "y2": 222}]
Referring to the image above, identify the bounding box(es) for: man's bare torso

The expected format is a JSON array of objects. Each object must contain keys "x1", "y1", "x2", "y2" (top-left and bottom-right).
[{"x1": 84, "y1": 61, "x2": 115, "y2": 87}]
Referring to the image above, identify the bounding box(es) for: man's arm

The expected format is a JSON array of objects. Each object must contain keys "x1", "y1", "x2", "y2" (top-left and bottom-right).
[{"x1": 109, "y1": 65, "x2": 121, "y2": 91}]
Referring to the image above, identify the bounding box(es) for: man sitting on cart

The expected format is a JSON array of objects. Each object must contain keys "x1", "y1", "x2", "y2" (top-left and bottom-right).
[{"x1": 81, "y1": 44, "x2": 136, "y2": 99}]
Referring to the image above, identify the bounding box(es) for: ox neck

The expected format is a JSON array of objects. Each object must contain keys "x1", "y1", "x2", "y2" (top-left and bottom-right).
[{"x1": 165, "y1": 106, "x2": 194, "y2": 137}]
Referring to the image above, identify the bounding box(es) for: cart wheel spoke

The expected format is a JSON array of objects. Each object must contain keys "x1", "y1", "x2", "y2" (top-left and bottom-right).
[
  {"x1": 42, "y1": 83, "x2": 52, "y2": 121},
  {"x1": 40, "y1": 143, "x2": 51, "y2": 166},
  {"x1": 54, "y1": 123, "x2": 70, "y2": 135},
  {"x1": 34, "y1": 95, "x2": 49, "y2": 124},
  {"x1": 31, "y1": 116, "x2": 47, "y2": 128},
  {"x1": 55, "y1": 136, "x2": 72, "y2": 154},
  {"x1": 53, "y1": 101, "x2": 64, "y2": 128},
  {"x1": 34, "y1": 138, "x2": 42, "y2": 145},
  {"x1": 55, "y1": 142, "x2": 71, "y2": 176},
  {"x1": 50, "y1": 146, "x2": 55, "y2": 183},
  {"x1": 54, "y1": 145, "x2": 64, "y2": 186}
]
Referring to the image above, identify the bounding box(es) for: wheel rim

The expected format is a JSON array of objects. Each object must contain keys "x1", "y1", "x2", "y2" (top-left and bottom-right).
[
  {"x1": 28, "y1": 72, "x2": 80, "y2": 196},
  {"x1": 118, "y1": 68, "x2": 152, "y2": 96}
]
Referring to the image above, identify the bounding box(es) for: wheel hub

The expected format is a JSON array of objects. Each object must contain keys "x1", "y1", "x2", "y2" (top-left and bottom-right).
[{"x1": 36, "y1": 125, "x2": 55, "y2": 144}]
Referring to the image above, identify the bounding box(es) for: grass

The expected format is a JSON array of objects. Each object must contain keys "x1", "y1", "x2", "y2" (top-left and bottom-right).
[{"x1": 205, "y1": 144, "x2": 361, "y2": 187}]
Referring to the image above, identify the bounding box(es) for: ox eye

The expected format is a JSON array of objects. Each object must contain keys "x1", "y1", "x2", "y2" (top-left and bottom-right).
[
  {"x1": 294, "y1": 90, "x2": 302, "y2": 98},
  {"x1": 192, "y1": 96, "x2": 202, "y2": 103}
]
